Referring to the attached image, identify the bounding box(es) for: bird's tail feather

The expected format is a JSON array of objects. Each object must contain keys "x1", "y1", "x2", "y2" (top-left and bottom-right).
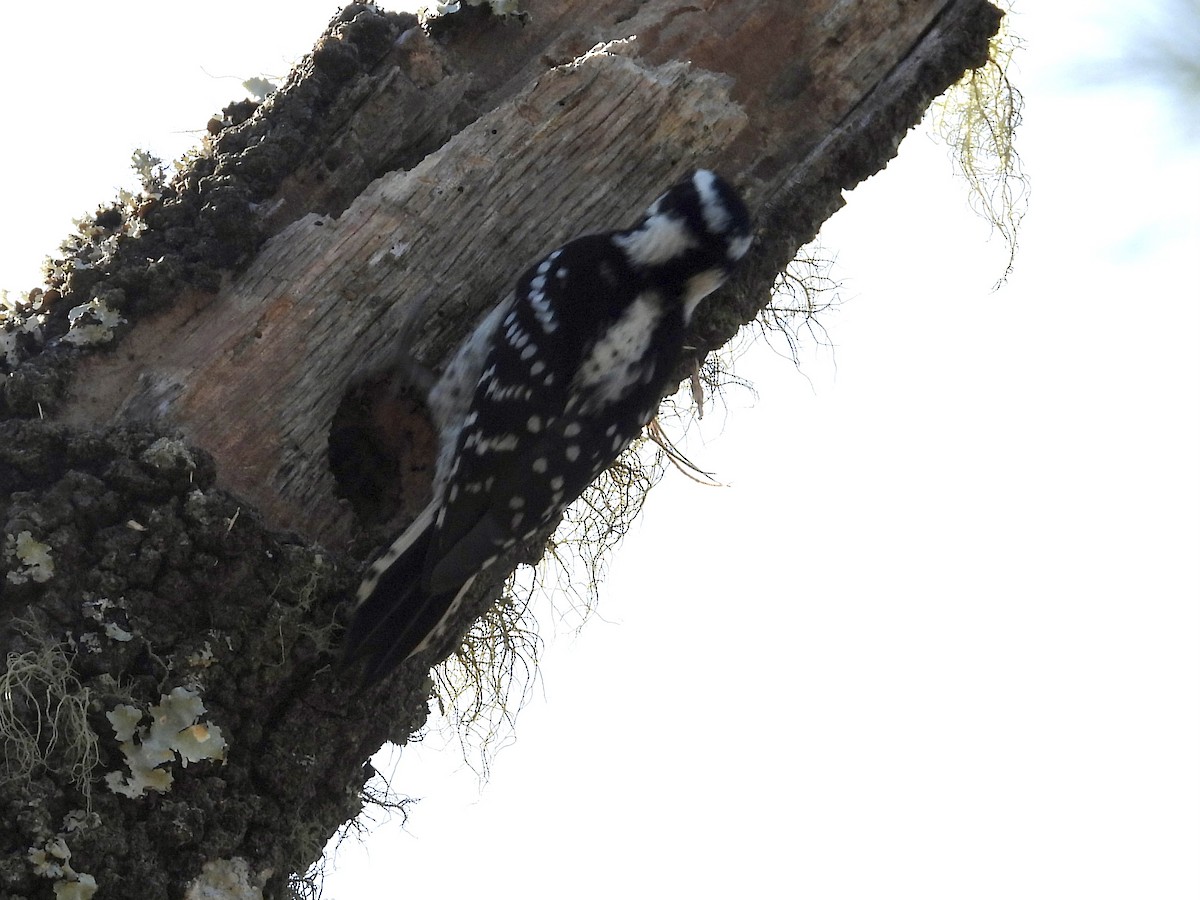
[{"x1": 341, "y1": 505, "x2": 452, "y2": 686}]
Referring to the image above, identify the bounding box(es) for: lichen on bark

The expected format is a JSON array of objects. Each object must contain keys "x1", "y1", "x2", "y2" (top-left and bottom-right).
[{"x1": 0, "y1": 421, "x2": 431, "y2": 898}]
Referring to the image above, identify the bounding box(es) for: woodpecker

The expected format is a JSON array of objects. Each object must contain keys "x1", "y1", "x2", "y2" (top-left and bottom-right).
[{"x1": 343, "y1": 170, "x2": 752, "y2": 684}]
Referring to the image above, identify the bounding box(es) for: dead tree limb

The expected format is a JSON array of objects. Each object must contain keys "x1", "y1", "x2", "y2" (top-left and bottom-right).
[{"x1": 0, "y1": 2, "x2": 1001, "y2": 897}]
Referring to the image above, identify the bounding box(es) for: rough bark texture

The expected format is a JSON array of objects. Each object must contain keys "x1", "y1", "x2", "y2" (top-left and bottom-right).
[{"x1": 0, "y1": 1, "x2": 1001, "y2": 897}]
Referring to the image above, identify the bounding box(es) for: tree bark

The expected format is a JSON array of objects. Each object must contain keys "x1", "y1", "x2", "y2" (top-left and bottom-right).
[{"x1": 0, "y1": 1, "x2": 1000, "y2": 897}]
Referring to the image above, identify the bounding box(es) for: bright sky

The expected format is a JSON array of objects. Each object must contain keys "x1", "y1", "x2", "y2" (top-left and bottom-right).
[{"x1": 2, "y1": 2, "x2": 1197, "y2": 899}]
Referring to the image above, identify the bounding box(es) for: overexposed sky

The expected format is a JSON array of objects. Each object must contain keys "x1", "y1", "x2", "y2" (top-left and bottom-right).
[{"x1": 2, "y1": 2, "x2": 1197, "y2": 898}]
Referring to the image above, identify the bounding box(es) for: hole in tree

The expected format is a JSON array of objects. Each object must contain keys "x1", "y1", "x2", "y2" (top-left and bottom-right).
[{"x1": 328, "y1": 369, "x2": 437, "y2": 528}]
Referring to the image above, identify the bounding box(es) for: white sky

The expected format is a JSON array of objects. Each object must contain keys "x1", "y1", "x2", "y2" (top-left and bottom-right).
[{"x1": 2, "y1": 2, "x2": 1197, "y2": 899}]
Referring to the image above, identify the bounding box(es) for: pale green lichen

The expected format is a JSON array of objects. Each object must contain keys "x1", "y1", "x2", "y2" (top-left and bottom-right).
[
  {"x1": 129, "y1": 149, "x2": 168, "y2": 197},
  {"x1": 5, "y1": 530, "x2": 55, "y2": 584},
  {"x1": 430, "y1": 0, "x2": 521, "y2": 17},
  {"x1": 28, "y1": 818, "x2": 99, "y2": 900},
  {"x1": 104, "y1": 622, "x2": 134, "y2": 642},
  {"x1": 28, "y1": 837, "x2": 71, "y2": 878},
  {"x1": 242, "y1": 77, "x2": 278, "y2": 101},
  {"x1": 104, "y1": 686, "x2": 228, "y2": 799},
  {"x1": 187, "y1": 642, "x2": 216, "y2": 669},
  {"x1": 1, "y1": 289, "x2": 48, "y2": 368},
  {"x1": 184, "y1": 857, "x2": 272, "y2": 900},
  {"x1": 61, "y1": 296, "x2": 125, "y2": 347},
  {"x1": 54, "y1": 876, "x2": 99, "y2": 900},
  {"x1": 81, "y1": 596, "x2": 134, "y2": 643}
]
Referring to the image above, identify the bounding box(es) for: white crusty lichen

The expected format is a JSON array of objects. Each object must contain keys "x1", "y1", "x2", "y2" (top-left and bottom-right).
[
  {"x1": 187, "y1": 642, "x2": 216, "y2": 669},
  {"x1": 61, "y1": 296, "x2": 125, "y2": 347},
  {"x1": 27, "y1": 836, "x2": 71, "y2": 879},
  {"x1": 105, "y1": 686, "x2": 227, "y2": 798},
  {"x1": 184, "y1": 857, "x2": 273, "y2": 900},
  {"x1": 241, "y1": 77, "x2": 278, "y2": 101},
  {"x1": 432, "y1": 0, "x2": 521, "y2": 17},
  {"x1": 82, "y1": 596, "x2": 134, "y2": 644},
  {"x1": 104, "y1": 622, "x2": 134, "y2": 642},
  {"x1": 0, "y1": 326, "x2": 18, "y2": 368},
  {"x1": 28, "y1": 823, "x2": 99, "y2": 900},
  {"x1": 5, "y1": 530, "x2": 55, "y2": 584},
  {"x1": 54, "y1": 877, "x2": 99, "y2": 900},
  {"x1": 1, "y1": 290, "x2": 48, "y2": 368}
]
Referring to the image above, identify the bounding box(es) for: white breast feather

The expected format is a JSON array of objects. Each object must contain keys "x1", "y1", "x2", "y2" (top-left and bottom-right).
[{"x1": 573, "y1": 292, "x2": 662, "y2": 411}]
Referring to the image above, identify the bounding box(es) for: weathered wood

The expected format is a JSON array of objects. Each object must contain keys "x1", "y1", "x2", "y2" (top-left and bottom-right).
[{"x1": 56, "y1": 0, "x2": 1001, "y2": 548}]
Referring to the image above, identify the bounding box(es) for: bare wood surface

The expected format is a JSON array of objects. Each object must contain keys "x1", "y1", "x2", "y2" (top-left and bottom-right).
[{"x1": 57, "y1": 0, "x2": 1001, "y2": 548}]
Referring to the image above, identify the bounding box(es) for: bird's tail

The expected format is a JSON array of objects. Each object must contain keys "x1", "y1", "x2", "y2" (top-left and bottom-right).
[{"x1": 341, "y1": 503, "x2": 460, "y2": 686}]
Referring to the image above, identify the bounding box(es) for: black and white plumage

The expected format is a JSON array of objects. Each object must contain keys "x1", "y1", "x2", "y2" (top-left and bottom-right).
[{"x1": 342, "y1": 170, "x2": 752, "y2": 684}]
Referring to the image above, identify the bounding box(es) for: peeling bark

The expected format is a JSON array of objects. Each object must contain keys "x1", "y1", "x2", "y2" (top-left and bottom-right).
[{"x1": 0, "y1": 1, "x2": 1000, "y2": 896}]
